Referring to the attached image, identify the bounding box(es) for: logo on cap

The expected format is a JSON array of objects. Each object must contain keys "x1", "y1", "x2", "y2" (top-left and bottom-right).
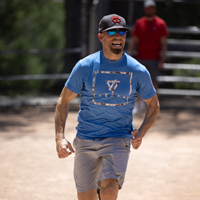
[{"x1": 111, "y1": 16, "x2": 121, "y2": 24}]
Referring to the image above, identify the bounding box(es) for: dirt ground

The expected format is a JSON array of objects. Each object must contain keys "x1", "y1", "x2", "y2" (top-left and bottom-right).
[{"x1": 0, "y1": 106, "x2": 200, "y2": 200}]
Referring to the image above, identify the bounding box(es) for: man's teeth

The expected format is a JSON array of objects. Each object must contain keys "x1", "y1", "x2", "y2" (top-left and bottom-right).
[{"x1": 112, "y1": 43, "x2": 121, "y2": 46}]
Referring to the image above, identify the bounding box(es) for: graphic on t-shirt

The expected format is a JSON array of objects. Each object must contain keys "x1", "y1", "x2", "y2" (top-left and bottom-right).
[
  {"x1": 105, "y1": 79, "x2": 121, "y2": 93},
  {"x1": 92, "y1": 71, "x2": 132, "y2": 106}
]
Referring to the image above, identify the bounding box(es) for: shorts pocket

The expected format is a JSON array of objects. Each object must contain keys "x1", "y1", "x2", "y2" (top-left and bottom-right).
[
  {"x1": 121, "y1": 137, "x2": 131, "y2": 149},
  {"x1": 73, "y1": 136, "x2": 79, "y2": 149}
]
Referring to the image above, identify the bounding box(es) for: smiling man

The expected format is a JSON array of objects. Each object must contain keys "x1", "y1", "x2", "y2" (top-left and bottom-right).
[{"x1": 55, "y1": 14, "x2": 160, "y2": 200}]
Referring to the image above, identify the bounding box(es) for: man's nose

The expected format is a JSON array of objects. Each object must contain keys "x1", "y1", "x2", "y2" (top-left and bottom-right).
[{"x1": 114, "y1": 32, "x2": 121, "y2": 37}]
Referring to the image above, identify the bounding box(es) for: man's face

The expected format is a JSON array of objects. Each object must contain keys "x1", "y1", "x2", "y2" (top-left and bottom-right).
[
  {"x1": 98, "y1": 29, "x2": 126, "y2": 55},
  {"x1": 144, "y1": 6, "x2": 156, "y2": 18}
]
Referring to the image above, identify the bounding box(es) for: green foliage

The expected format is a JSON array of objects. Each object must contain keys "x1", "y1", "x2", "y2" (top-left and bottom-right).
[{"x1": 0, "y1": 0, "x2": 65, "y2": 95}]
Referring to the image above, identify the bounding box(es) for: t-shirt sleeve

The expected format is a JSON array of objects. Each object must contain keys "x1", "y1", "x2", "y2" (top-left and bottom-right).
[
  {"x1": 160, "y1": 21, "x2": 169, "y2": 37},
  {"x1": 65, "y1": 61, "x2": 83, "y2": 94},
  {"x1": 131, "y1": 21, "x2": 139, "y2": 36},
  {"x1": 137, "y1": 69, "x2": 157, "y2": 100}
]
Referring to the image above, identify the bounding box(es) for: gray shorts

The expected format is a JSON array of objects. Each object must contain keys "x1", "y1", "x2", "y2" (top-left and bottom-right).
[
  {"x1": 137, "y1": 59, "x2": 159, "y2": 83},
  {"x1": 73, "y1": 136, "x2": 131, "y2": 193}
]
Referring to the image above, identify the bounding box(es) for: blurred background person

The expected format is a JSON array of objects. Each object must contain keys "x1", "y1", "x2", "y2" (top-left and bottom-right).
[{"x1": 128, "y1": 0, "x2": 169, "y2": 114}]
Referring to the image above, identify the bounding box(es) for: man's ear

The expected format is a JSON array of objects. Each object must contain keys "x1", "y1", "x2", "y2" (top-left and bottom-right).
[{"x1": 98, "y1": 33, "x2": 103, "y2": 43}]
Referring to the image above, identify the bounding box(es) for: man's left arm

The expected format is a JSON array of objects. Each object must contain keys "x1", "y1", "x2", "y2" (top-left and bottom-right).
[
  {"x1": 131, "y1": 94, "x2": 160, "y2": 149},
  {"x1": 158, "y1": 36, "x2": 167, "y2": 70}
]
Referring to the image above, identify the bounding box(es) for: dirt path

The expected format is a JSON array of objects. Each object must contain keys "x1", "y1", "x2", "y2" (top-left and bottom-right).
[{"x1": 0, "y1": 108, "x2": 200, "y2": 200}]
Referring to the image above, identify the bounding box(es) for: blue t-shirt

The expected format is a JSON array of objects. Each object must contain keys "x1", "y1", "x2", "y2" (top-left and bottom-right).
[{"x1": 65, "y1": 51, "x2": 156, "y2": 140}]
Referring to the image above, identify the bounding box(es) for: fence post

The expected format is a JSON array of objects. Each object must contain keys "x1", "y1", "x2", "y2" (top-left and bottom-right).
[{"x1": 64, "y1": 0, "x2": 81, "y2": 73}]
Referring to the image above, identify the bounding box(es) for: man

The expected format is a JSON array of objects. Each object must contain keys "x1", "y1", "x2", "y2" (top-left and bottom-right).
[
  {"x1": 55, "y1": 14, "x2": 160, "y2": 200},
  {"x1": 128, "y1": 0, "x2": 168, "y2": 114}
]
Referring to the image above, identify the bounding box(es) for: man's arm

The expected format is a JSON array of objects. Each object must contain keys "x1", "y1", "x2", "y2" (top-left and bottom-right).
[
  {"x1": 131, "y1": 94, "x2": 160, "y2": 149},
  {"x1": 55, "y1": 86, "x2": 78, "y2": 158},
  {"x1": 158, "y1": 36, "x2": 167, "y2": 69},
  {"x1": 128, "y1": 36, "x2": 139, "y2": 56}
]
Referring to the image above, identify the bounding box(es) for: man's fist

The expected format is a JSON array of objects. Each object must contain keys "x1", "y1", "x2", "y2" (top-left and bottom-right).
[
  {"x1": 131, "y1": 130, "x2": 142, "y2": 150},
  {"x1": 56, "y1": 139, "x2": 75, "y2": 158}
]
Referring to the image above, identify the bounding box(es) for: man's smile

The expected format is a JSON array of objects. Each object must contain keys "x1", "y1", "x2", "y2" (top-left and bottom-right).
[{"x1": 112, "y1": 41, "x2": 122, "y2": 47}]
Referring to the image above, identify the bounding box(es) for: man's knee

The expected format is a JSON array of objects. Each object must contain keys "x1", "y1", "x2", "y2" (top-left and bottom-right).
[
  {"x1": 77, "y1": 188, "x2": 98, "y2": 200},
  {"x1": 100, "y1": 178, "x2": 119, "y2": 199}
]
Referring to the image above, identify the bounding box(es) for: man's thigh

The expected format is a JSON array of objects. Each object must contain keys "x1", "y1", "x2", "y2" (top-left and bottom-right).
[
  {"x1": 73, "y1": 137, "x2": 103, "y2": 193},
  {"x1": 97, "y1": 137, "x2": 131, "y2": 189},
  {"x1": 73, "y1": 137, "x2": 131, "y2": 193}
]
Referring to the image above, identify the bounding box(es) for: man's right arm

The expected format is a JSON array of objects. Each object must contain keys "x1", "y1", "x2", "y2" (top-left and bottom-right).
[
  {"x1": 128, "y1": 36, "x2": 138, "y2": 56},
  {"x1": 55, "y1": 86, "x2": 78, "y2": 158}
]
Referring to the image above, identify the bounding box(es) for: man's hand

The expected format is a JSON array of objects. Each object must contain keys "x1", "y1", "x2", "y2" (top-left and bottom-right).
[
  {"x1": 56, "y1": 139, "x2": 75, "y2": 159},
  {"x1": 158, "y1": 60, "x2": 164, "y2": 70},
  {"x1": 131, "y1": 129, "x2": 142, "y2": 150}
]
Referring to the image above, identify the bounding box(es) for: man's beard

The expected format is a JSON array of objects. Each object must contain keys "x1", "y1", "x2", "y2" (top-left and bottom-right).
[
  {"x1": 110, "y1": 47, "x2": 123, "y2": 54},
  {"x1": 145, "y1": 13, "x2": 154, "y2": 18}
]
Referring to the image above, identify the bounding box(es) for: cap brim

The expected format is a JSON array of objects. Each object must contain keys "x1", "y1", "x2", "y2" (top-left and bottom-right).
[{"x1": 101, "y1": 26, "x2": 130, "y2": 33}]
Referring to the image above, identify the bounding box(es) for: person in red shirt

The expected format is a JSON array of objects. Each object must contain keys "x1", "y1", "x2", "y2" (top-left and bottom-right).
[{"x1": 128, "y1": 0, "x2": 169, "y2": 114}]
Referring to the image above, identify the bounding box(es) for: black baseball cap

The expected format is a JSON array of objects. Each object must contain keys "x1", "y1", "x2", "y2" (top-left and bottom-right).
[{"x1": 98, "y1": 14, "x2": 130, "y2": 33}]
